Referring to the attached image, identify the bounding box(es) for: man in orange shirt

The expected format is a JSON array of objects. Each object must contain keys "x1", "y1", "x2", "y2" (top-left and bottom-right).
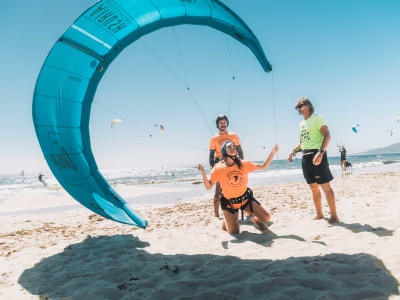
[
  {"x1": 209, "y1": 114, "x2": 244, "y2": 218},
  {"x1": 198, "y1": 140, "x2": 279, "y2": 234}
]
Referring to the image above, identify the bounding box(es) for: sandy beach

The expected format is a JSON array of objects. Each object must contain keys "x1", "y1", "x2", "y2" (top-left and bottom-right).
[{"x1": 1, "y1": 171, "x2": 400, "y2": 299}]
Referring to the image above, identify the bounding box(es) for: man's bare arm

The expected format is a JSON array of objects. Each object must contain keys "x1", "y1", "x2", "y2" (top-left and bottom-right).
[
  {"x1": 288, "y1": 142, "x2": 301, "y2": 162},
  {"x1": 319, "y1": 125, "x2": 331, "y2": 151},
  {"x1": 236, "y1": 145, "x2": 244, "y2": 159},
  {"x1": 312, "y1": 125, "x2": 330, "y2": 165},
  {"x1": 209, "y1": 150, "x2": 216, "y2": 167}
]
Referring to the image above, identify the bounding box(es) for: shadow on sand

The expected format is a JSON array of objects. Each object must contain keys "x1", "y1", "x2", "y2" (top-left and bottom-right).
[
  {"x1": 228, "y1": 229, "x2": 306, "y2": 248},
  {"x1": 19, "y1": 235, "x2": 399, "y2": 300},
  {"x1": 330, "y1": 221, "x2": 394, "y2": 237}
]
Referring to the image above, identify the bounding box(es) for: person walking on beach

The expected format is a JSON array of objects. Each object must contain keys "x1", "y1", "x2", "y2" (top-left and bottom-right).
[
  {"x1": 198, "y1": 140, "x2": 278, "y2": 234},
  {"x1": 209, "y1": 114, "x2": 244, "y2": 218},
  {"x1": 339, "y1": 146, "x2": 347, "y2": 172},
  {"x1": 38, "y1": 173, "x2": 47, "y2": 186},
  {"x1": 288, "y1": 97, "x2": 339, "y2": 223}
]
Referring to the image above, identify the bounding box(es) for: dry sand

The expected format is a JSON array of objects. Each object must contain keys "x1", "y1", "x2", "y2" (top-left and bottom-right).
[{"x1": 1, "y1": 171, "x2": 400, "y2": 299}]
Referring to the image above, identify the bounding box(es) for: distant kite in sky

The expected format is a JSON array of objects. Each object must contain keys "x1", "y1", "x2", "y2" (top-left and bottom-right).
[
  {"x1": 386, "y1": 129, "x2": 394, "y2": 136},
  {"x1": 110, "y1": 118, "x2": 123, "y2": 131},
  {"x1": 154, "y1": 124, "x2": 165, "y2": 134},
  {"x1": 397, "y1": 116, "x2": 400, "y2": 123},
  {"x1": 352, "y1": 124, "x2": 360, "y2": 133}
]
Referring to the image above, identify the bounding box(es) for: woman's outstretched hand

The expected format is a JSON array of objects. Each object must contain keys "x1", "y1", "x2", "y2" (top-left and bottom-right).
[
  {"x1": 197, "y1": 164, "x2": 213, "y2": 190},
  {"x1": 271, "y1": 144, "x2": 279, "y2": 154},
  {"x1": 197, "y1": 164, "x2": 205, "y2": 172}
]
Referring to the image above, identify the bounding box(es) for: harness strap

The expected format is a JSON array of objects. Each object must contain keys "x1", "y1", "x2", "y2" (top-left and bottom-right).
[
  {"x1": 227, "y1": 188, "x2": 255, "y2": 220},
  {"x1": 302, "y1": 149, "x2": 318, "y2": 156}
]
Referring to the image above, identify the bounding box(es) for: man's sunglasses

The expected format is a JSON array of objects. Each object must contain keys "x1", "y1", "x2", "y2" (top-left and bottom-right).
[{"x1": 295, "y1": 103, "x2": 306, "y2": 110}]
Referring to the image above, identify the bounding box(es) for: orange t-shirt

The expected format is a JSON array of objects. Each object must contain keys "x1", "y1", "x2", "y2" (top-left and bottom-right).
[
  {"x1": 209, "y1": 132, "x2": 241, "y2": 159},
  {"x1": 210, "y1": 161, "x2": 258, "y2": 199}
]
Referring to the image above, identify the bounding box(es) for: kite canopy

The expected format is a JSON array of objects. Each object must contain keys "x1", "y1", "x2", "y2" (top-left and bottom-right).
[
  {"x1": 386, "y1": 129, "x2": 394, "y2": 136},
  {"x1": 352, "y1": 124, "x2": 360, "y2": 133},
  {"x1": 32, "y1": 0, "x2": 272, "y2": 227},
  {"x1": 154, "y1": 124, "x2": 165, "y2": 134},
  {"x1": 111, "y1": 118, "x2": 124, "y2": 131}
]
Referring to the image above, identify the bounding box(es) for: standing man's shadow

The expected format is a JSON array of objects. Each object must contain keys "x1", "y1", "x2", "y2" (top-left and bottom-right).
[
  {"x1": 223, "y1": 225, "x2": 307, "y2": 248},
  {"x1": 330, "y1": 221, "x2": 394, "y2": 237}
]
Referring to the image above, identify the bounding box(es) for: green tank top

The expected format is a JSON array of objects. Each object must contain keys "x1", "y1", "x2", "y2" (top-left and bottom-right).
[{"x1": 299, "y1": 114, "x2": 327, "y2": 150}]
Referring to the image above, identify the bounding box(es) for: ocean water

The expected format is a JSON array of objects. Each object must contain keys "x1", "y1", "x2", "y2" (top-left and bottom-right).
[{"x1": 1, "y1": 153, "x2": 400, "y2": 210}]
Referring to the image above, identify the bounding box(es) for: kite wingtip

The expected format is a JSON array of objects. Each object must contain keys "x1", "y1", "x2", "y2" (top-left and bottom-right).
[
  {"x1": 263, "y1": 64, "x2": 273, "y2": 73},
  {"x1": 141, "y1": 220, "x2": 148, "y2": 229}
]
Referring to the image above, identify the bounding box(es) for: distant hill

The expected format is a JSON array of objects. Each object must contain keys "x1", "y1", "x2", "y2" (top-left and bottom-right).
[{"x1": 357, "y1": 142, "x2": 400, "y2": 155}]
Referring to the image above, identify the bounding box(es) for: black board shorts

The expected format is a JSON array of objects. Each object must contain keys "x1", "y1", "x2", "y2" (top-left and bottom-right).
[{"x1": 302, "y1": 150, "x2": 333, "y2": 184}]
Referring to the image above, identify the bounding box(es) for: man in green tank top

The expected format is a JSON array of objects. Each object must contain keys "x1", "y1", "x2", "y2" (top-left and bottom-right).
[{"x1": 288, "y1": 97, "x2": 339, "y2": 223}]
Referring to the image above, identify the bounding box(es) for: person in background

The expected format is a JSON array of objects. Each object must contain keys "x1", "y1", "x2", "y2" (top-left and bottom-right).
[
  {"x1": 38, "y1": 173, "x2": 47, "y2": 186},
  {"x1": 339, "y1": 146, "x2": 347, "y2": 172},
  {"x1": 209, "y1": 114, "x2": 243, "y2": 218}
]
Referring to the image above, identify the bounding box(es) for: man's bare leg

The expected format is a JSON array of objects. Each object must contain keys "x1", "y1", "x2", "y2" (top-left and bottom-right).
[
  {"x1": 308, "y1": 183, "x2": 324, "y2": 219},
  {"x1": 321, "y1": 182, "x2": 339, "y2": 223},
  {"x1": 213, "y1": 183, "x2": 222, "y2": 218}
]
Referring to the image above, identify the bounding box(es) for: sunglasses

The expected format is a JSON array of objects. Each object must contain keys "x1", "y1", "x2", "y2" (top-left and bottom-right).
[
  {"x1": 295, "y1": 103, "x2": 306, "y2": 110},
  {"x1": 226, "y1": 144, "x2": 236, "y2": 150}
]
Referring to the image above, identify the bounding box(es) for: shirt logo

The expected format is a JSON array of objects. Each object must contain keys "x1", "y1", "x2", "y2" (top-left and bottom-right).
[
  {"x1": 300, "y1": 127, "x2": 310, "y2": 142},
  {"x1": 226, "y1": 170, "x2": 243, "y2": 187}
]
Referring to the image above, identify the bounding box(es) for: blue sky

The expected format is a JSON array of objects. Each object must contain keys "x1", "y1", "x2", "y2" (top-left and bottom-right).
[{"x1": 1, "y1": 0, "x2": 400, "y2": 173}]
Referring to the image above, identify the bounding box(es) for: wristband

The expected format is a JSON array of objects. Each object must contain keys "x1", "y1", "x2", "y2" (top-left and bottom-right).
[{"x1": 318, "y1": 149, "x2": 325, "y2": 154}]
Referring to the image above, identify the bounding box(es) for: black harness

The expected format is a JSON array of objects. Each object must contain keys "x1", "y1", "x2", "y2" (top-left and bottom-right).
[{"x1": 221, "y1": 188, "x2": 256, "y2": 220}]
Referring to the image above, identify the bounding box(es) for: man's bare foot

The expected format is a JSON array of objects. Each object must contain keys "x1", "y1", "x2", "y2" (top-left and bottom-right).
[
  {"x1": 328, "y1": 216, "x2": 339, "y2": 224},
  {"x1": 313, "y1": 215, "x2": 324, "y2": 220}
]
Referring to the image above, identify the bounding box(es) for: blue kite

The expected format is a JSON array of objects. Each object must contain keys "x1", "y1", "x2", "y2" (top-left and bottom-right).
[
  {"x1": 352, "y1": 124, "x2": 360, "y2": 133},
  {"x1": 32, "y1": 0, "x2": 272, "y2": 228}
]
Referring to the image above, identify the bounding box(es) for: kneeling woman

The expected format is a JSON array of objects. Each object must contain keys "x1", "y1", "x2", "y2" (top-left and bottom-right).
[{"x1": 198, "y1": 141, "x2": 278, "y2": 234}]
